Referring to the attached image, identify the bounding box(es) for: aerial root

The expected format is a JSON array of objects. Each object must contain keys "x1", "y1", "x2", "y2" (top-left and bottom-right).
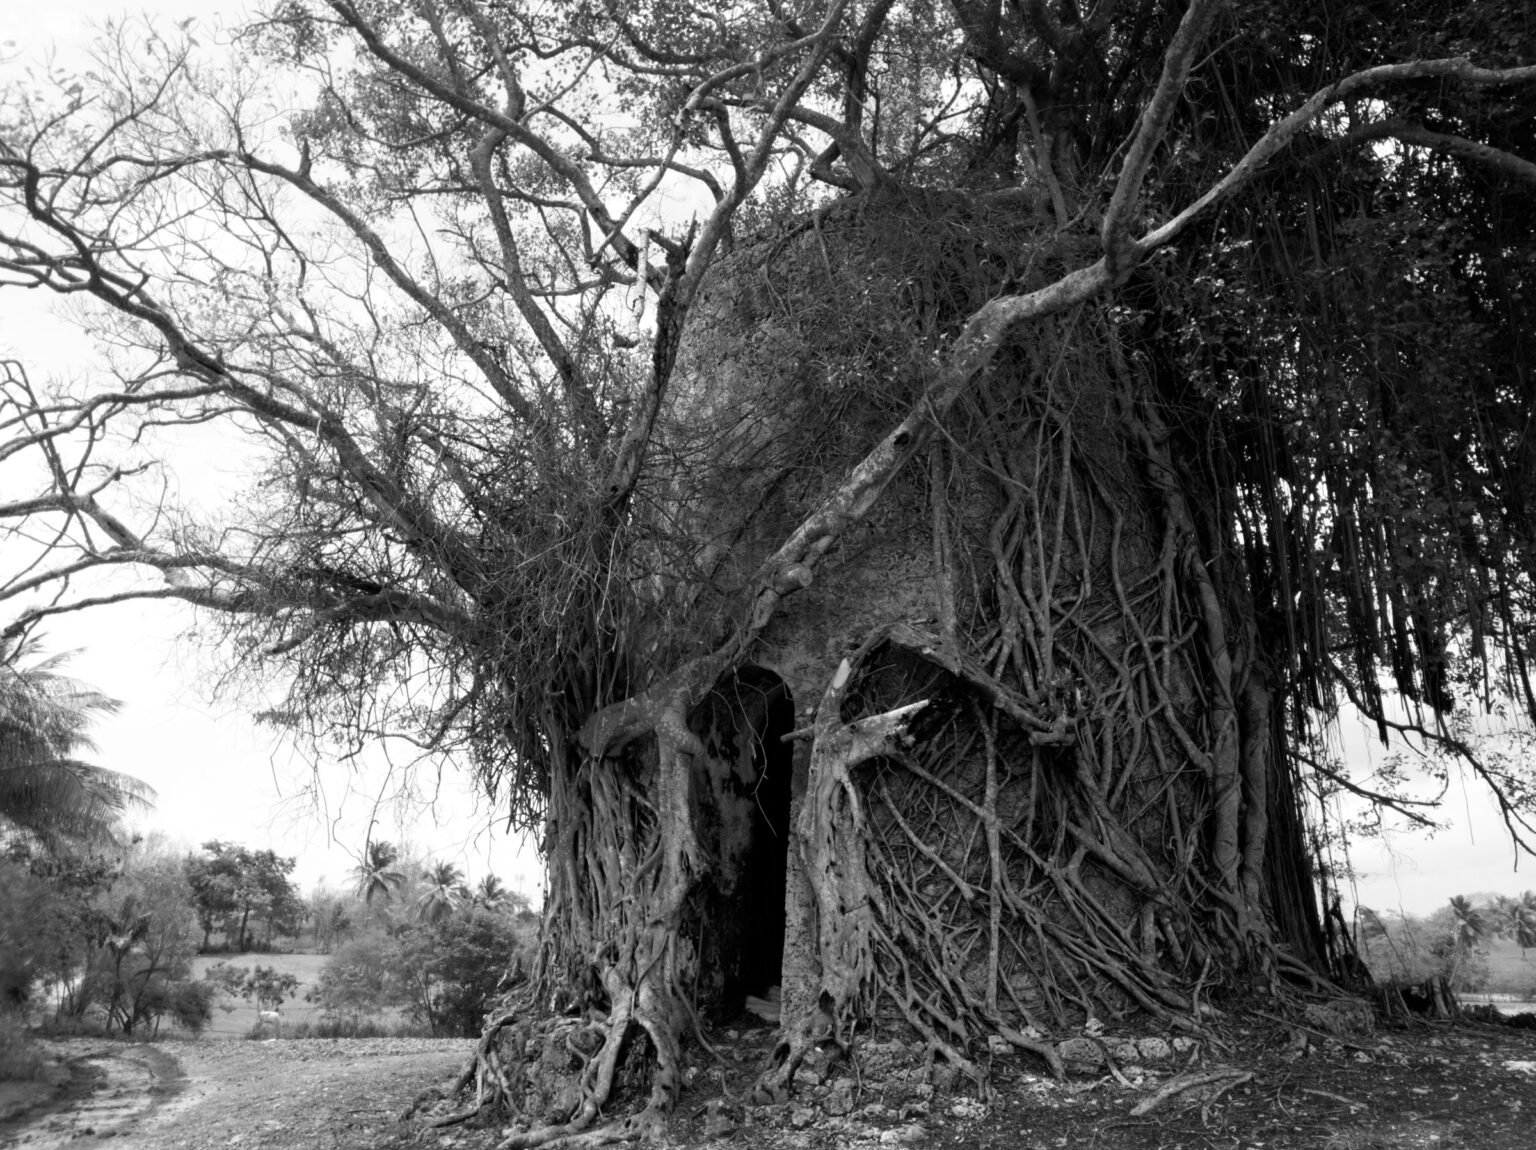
[
  {"x1": 497, "y1": 1106, "x2": 668, "y2": 1150},
  {"x1": 1127, "y1": 1068, "x2": 1253, "y2": 1116}
]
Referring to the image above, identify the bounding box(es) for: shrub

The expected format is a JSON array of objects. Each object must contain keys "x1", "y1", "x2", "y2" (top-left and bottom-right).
[
  {"x1": 306, "y1": 929, "x2": 399, "y2": 1028},
  {"x1": 0, "y1": 1011, "x2": 40, "y2": 1082},
  {"x1": 397, "y1": 910, "x2": 524, "y2": 1037},
  {"x1": 279, "y1": 1017, "x2": 432, "y2": 1040},
  {"x1": 306, "y1": 911, "x2": 523, "y2": 1037}
]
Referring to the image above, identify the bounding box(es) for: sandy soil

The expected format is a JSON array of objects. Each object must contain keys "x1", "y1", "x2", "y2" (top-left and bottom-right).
[{"x1": 1, "y1": 1018, "x2": 1534, "y2": 1150}]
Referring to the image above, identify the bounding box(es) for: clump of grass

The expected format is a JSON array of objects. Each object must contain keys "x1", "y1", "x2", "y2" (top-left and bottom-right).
[
  {"x1": 244, "y1": 1017, "x2": 434, "y2": 1040},
  {"x1": 32, "y1": 1015, "x2": 110, "y2": 1040}
]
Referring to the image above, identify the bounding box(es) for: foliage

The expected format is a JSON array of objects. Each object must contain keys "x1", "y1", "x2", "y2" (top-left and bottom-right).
[
  {"x1": 1360, "y1": 893, "x2": 1536, "y2": 993},
  {"x1": 414, "y1": 860, "x2": 469, "y2": 925},
  {"x1": 0, "y1": 636, "x2": 150, "y2": 851},
  {"x1": 0, "y1": 853, "x2": 78, "y2": 1008},
  {"x1": 350, "y1": 841, "x2": 407, "y2": 908},
  {"x1": 204, "y1": 960, "x2": 302, "y2": 1012},
  {"x1": 0, "y1": 843, "x2": 117, "y2": 1016},
  {"x1": 27, "y1": 842, "x2": 211, "y2": 1036},
  {"x1": 307, "y1": 886, "x2": 355, "y2": 953},
  {"x1": 184, "y1": 841, "x2": 305, "y2": 952},
  {"x1": 0, "y1": 1009, "x2": 42, "y2": 1081},
  {"x1": 306, "y1": 909, "x2": 521, "y2": 1037},
  {"x1": 305, "y1": 929, "x2": 400, "y2": 1029},
  {"x1": 392, "y1": 909, "x2": 524, "y2": 1037}
]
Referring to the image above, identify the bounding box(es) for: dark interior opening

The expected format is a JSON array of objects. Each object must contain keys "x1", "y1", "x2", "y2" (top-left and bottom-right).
[
  {"x1": 733, "y1": 667, "x2": 794, "y2": 1003},
  {"x1": 691, "y1": 665, "x2": 795, "y2": 1017}
]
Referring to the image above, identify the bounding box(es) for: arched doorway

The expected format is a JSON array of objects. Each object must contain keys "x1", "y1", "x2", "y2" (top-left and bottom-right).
[{"x1": 689, "y1": 665, "x2": 795, "y2": 1016}]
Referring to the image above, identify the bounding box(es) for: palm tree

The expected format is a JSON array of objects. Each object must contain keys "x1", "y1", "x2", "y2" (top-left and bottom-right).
[
  {"x1": 1516, "y1": 893, "x2": 1536, "y2": 956},
  {"x1": 415, "y1": 861, "x2": 468, "y2": 924},
  {"x1": 473, "y1": 874, "x2": 509, "y2": 913},
  {"x1": 0, "y1": 634, "x2": 152, "y2": 849},
  {"x1": 350, "y1": 840, "x2": 406, "y2": 905},
  {"x1": 1446, "y1": 895, "x2": 1492, "y2": 989}
]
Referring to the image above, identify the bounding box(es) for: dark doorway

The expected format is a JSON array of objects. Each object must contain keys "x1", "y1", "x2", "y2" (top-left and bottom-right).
[{"x1": 689, "y1": 666, "x2": 795, "y2": 1016}]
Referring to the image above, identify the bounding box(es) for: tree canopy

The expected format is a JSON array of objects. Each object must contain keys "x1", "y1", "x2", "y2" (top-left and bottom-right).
[
  {"x1": 184, "y1": 839, "x2": 304, "y2": 951},
  {"x1": 2, "y1": 0, "x2": 1535, "y2": 1140}
]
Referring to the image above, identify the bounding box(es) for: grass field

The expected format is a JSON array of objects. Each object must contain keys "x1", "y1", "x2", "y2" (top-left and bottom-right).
[
  {"x1": 188, "y1": 953, "x2": 334, "y2": 1038},
  {"x1": 1481, "y1": 936, "x2": 1536, "y2": 996}
]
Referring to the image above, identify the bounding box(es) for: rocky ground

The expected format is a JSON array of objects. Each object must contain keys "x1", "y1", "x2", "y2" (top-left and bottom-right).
[{"x1": 0, "y1": 1012, "x2": 1533, "y2": 1150}]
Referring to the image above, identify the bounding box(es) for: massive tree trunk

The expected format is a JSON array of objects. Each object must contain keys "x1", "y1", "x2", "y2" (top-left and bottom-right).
[{"x1": 482, "y1": 196, "x2": 1335, "y2": 1142}]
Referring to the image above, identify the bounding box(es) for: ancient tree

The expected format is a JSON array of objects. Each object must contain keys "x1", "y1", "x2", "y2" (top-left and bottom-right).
[{"x1": 3, "y1": 0, "x2": 1536, "y2": 1142}]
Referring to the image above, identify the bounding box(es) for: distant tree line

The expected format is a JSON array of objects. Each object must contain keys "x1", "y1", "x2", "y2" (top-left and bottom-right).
[
  {"x1": 1359, "y1": 893, "x2": 1536, "y2": 996},
  {"x1": 2, "y1": 634, "x2": 532, "y2": 1050},
  {"x1": 184, "y1": 840, "x2": 306, "y2": 953},
  {"x1": 297, "y1": 841, "x2": 536, "y2": 1038}
]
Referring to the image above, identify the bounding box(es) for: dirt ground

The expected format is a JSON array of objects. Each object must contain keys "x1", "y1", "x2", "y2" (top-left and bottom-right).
[{"x1": 1, "y1": 1014, "x2": 1533, "y2": 1150}]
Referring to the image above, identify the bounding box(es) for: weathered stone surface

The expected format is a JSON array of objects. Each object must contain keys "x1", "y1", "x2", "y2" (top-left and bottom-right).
[
  {"x1": 702, "y1": 1098, "x2": 741, "y2": 1138},
  {"x1": 1058, "y1": 1037, "x2": 1103, "y2": 1070},
  {"x1": 929, "y1": 1061, "x2": 960, "y2": 1091},
  {"x1": 948, "y1": 1097, "x2": 987, "y2": 1120},
  {"x1": 859, "y1": 1039, "x2": 921, "y2": 1079},
  {"x1": 824, "y1": 1077, "x2": 856, "y2": 1116},
  {"x1": 1304, "y1": 999, "x2": 1375, "y2": 1037}
]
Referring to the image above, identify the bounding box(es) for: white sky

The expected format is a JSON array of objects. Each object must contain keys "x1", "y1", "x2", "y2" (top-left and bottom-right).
[{"x1": 3, "y1": 0, "x2": 1534, "y2": 920}]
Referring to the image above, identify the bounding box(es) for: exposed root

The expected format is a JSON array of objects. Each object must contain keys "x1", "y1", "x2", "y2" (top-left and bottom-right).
[{"x1": 1128, "y1": 1068, "x2": 1253, "y2": 1116}]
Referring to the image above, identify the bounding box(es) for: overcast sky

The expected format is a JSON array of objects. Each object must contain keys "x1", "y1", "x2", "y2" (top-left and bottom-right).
[{"x1": 3, "y1": 1, "x2": 1533, "y2": 918}]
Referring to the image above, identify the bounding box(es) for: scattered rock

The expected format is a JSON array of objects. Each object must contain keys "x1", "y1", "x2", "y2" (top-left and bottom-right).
[
  {"x1": 949, "y1": 1097, "x2": 987, "y2": 1120},
  {"x1": 1305, "y1": 999, "x2": 1375, "y2": 1037},
  {"x1": 825, "y1": 1077, "x2": 855, "y2": 1116},
  {"x1": 929, "y1": 1061, "x2": 959, "y2": 1091},
  {"x1": 701, "y1": 1098, "x2": 740, "y2": 1138},
  {"x1": 879, "y1": 1122, "x2": 927, "y2": 1145},
  {"x1": 1057, "y1": 1037, "x2": 1103, "y2": 1071},
  {"x1": 1136, "y1": 1037, "x2": 1172, "y2": 1061},
  {"x1": 859, "y1": 1038, "x2": 919, "y2": 1079},
  {"x1": 800, "y1": 1042, "x2": 842, "y2": 1085},
  {"x1": 1109, "y1": 1040, "x2": 1139, "y2": 1062},
  {"x1": 790, "y1": 1106, "x2": 817, "y2": 1129}
]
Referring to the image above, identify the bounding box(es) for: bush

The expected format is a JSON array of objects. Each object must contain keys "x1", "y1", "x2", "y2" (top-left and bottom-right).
[
  {"x1": 277, "y1": 1017, "x2": 432, "y2": 1040},
  {"x1": 398, "y1": 911, "x2": 524, "y2": 1037},
  {"x1": 305, "y1": 910, "x2": 523, "y2": 1037},
  {"x1": 306, "y1": 930, "x2": 400, "y2": 1028},
  {"x1": 0, "y1": 854, "x2": 94, "y2": 1011},
  {"x1": 0, "y1": 1011, "x2": 40, "y2": 1081}
]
